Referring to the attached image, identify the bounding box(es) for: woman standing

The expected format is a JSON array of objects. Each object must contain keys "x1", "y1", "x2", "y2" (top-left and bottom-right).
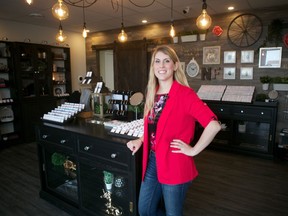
[{"x1": 127, "y1": 45, "x2": 221, "y2": 216}]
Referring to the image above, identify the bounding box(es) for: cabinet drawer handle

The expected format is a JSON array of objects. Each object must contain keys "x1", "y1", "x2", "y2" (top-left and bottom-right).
[
  {"x1": 60, "y1": 139, "x2": 66, "y2": 144},
  {"x1": 84, "y1": 146, "x2": 90, "y2": 151},
  {"x1": 111, "y1": 153, "x2": 117, "y2": 159},
  {"x1": 240, "y1": 110, "x2": 244, "y2": 113},
  {"x1": 220, "y1": 108, "x2": 224, "y2": 112},
  {"x1": 261, "y1": 112, "x2": 264, "y2": 115},
  {"x1": 42, "y1": 134, "x2": 48, "y2": 139}
]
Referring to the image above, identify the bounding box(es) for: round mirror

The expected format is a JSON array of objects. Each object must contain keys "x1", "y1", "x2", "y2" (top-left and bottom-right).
[{"x1": 129, "y1": 92, "x2": 144, "y2": 106}]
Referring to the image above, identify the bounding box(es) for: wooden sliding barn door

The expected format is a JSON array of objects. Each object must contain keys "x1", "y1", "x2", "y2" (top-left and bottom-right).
[{"x1": 114, "y1": 39, "x2": 148, "y2": 93}]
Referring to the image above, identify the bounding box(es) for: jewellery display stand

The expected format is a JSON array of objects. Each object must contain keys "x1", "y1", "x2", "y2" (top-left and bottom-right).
[{"x1": 107, "y1": 90, "x2": 134, "y2": 120}]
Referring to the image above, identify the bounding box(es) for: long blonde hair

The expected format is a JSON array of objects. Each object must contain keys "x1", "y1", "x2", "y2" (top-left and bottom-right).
[{"x1": 144, "y1": 45, "x2": 189, "y2": 117}]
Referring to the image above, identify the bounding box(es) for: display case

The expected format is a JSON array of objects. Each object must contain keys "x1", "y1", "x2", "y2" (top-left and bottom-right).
[
  {"x1": 91, "y1": 93, "x2": 112, "y2": 118},
  {"x1": 36, "y1": 120, "x2": 142, "y2": 215},
  {"x1": 37, "y1": 125, "x2": 79, "y2": 208},
  {"x1": 197, "y1": 101, "x2": 278, "y2": 158},
  {"x1": 78, "y1": 135, "x2": 133, "y2": 215},
  {"x1": 51, "y1": 46, "x2": 71, "y2": 104},
  {"x1": 107, "y1": 90, "x2": 134, "y2": 120},
  {"x1": 15, "y1": 43, "x2": 52, "y2": 98},
  {"x1": 0, "y1": 41, "x2": 20, "y2": 145}
]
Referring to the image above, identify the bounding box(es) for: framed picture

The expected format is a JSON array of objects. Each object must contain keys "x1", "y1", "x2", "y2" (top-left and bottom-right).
[
  {"x1": 224, "y1": 51, "x2": 236, "y2": 63},
  {"x1": 241, "y1": 50, "x2": 254, "y2": 63},
  {"x1": 259, "y1": 47, "x2": 282, "y2": 68},
  {"x1": 203, "y1": 46, "x2": 221, "y2": 65},
  {"x1": 53, "y1": 86, "x2": 65, "y2": 96},
  {"x1": 223, "y1": 67, "x2": 236, "y2": 79},
  {"x1": 240, "y1": 67, "x2": 253, "y2": 80}
]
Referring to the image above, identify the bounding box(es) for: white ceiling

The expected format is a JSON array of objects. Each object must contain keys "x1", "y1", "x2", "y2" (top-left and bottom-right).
[{"x1": 1, "y1": 0, "x2": 288, "y2": 34}]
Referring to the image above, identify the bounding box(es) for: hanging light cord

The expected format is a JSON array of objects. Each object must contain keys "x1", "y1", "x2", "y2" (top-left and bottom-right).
[
  {"x1": 170, "y1": 0, "x2": 173, "y2": 22},
  {"x1": 202, "y1": 0, "x2": 207, "y2": 10},
  {"x1": 82, "y1": 0, "x2": 86, "y2": 25},
  {"x1": 121, "y1": 0, "x2": 124, "y2": 26}
]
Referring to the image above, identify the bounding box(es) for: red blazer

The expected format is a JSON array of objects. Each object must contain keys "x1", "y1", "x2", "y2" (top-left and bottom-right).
[{"x1": 142, "y1": 81, "x2": 217, "y2": 184}]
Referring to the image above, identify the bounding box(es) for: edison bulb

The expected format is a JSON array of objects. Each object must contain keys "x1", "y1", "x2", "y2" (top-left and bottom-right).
[
  {"x1": 52, "y1": 0, "x2": 69, "y2": 21},
  {"x1": 196, "y1": 9, "x2": 212, "y2": 30},
  {"x1": 118, "y1": 29, "x2": 128, "y2": 42}
]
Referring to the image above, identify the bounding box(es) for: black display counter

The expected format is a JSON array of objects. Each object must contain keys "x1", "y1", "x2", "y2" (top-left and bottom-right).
[{"x1": 36, "y1": 119, "x2": 142, "y2": 216}]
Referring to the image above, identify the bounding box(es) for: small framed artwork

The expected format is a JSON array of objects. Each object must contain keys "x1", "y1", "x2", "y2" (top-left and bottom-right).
[
  {"x1": 203, "y1": 46, "x2": 221, "y2": 65},
  {"x1": 259, "y1": 47, "x2": 282, "y2": 68},
  {"x1": 224, "y1": 51, "x2": 236, "y2": 63},
  {"x1": 241, "y1": 50, "x2": 254, "y2": 63},
  {"x1": 240, "y1": 67, "x2": 253, "y2": 80},
  {"x1": 223, "y1": 67, "x2": 236, "y2": 79}
]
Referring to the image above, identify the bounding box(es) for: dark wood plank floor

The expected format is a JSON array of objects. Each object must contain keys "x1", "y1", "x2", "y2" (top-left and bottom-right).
[{"x1": 0, "y1": 142, "x2": 288, "y2": 216}]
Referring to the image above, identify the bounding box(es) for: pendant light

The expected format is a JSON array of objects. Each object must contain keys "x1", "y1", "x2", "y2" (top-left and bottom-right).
[
  {"x1": 52, "y1": 0, "x2": 69, "y2": 21},
  {"x1": 82, "y1": 1, "x2": 88, "y2": 38},
  {"x1": 169, "y1": 0, "x2": 176, "y2": 37},
  {"x1": 56, "y1": 22, "x2": 67, "y2": 43},
  {"x1": 118, "y1": 0, "x2": 128, "y2": 43},
  {"x1": 26, "y1": 0, "x2": 33, "y2": 5},
  {"x1": 196, "y1": 0, "x2": 212, "y2": 30}
]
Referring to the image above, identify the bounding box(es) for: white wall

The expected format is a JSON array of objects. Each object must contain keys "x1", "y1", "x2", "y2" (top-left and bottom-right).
[
  {"x1": 0, "y1": 19, "x2": 86, "y2": 92},
  {"x1": 100, "y1": 50, "x2": 114, "y2": 91}
]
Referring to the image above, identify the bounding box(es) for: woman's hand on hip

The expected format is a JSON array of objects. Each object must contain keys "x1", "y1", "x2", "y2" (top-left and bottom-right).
[{"x1": 170, "y1": 139, "x2": 194, "y2": 156}]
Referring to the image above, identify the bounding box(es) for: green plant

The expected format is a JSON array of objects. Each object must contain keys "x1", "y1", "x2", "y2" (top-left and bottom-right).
[
  {"x1": 103, "y1": 171, "x2": 114, "y2": 184},
  {"x1": 260, "y1": 76, "x2": 272, "y2": 83},
  {"x1": 177, "y1": 31, "x2": 192, "y2": 36},
  {"x1": 191, "y1": 30, "x2": 199, "y2": 35},
  {"x1": 51, "y1": 152, "x2": 66, "y2": 166},
  {"x1": 271, "y1": 76, "x2": 288, "y2": 83}
]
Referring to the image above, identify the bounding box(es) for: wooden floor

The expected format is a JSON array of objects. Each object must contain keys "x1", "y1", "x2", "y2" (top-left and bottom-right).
[{"x1": 0, "y1": 142, "x2": 288, "y2": 216}]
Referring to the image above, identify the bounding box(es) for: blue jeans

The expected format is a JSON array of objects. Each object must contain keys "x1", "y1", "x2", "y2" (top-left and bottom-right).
[{"x1": 138, "y1": 151, "x2": 192, "y2": 216}]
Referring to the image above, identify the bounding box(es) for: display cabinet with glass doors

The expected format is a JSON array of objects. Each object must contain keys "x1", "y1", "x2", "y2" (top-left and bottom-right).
[
  {"x1": 197, "y1": 101, "x2": 278, "y2": 158},
  {"x1": 0, "y1": 41, "x2": 20, "y2": 145}
]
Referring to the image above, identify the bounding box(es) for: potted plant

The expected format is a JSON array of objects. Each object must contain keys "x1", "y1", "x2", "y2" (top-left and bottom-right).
[
  {"x1": 271, "y1": 76, "x2": 288, "y2": 91},
  {"x1": 51, "y1": 152, "x2": 77, "y2": 178},
  {"x1": 103, "y1": 170, "x2": 114, "y2": 191},
  {"x1": 198, "y1": 29, "x2": 208, "y2": 41},
  {"x1": 260, "y1": 76, "x2": 272, "y2": 91},
  {"x1": 238, "y1": 121, "x2": 246, "y2": 133}
]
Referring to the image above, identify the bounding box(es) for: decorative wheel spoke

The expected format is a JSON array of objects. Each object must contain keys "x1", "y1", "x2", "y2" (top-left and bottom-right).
[{"x1": 228, "y1": 14, "x2": 263, "y2": 47}]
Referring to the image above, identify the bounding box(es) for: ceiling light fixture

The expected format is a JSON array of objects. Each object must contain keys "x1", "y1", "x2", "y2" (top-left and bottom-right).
[
  {"x1": 196, "y1": 0, "x2": 212, "y2": 30},
  {"x1": 169, "y1": 0, "x2": 175, "y2": 37},
  {"x1": 56, "y1": 22, "x2": 67, "y2": 43},
  {"x1": 118, "y1": 0, "x2": 128, "y2": 43},
  {"x1": 228, "y1": 6, "x2": 235, "y2": 11},
  {"x1": 52, "y1": 0, "x2": 69, "y2": 21},
  {"x1": 26, "y1": 0, "x2": 33, "y2": 5},
  {"x1": 82, "y1": 1, "x2": 88, "y2": 38}
]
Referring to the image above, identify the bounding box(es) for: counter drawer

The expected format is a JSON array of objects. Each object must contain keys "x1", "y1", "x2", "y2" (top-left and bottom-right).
[
  {"x1": 78, "y1": 136, "x2": 129, "y2": 166},
  {"x1": 38, "y1": 126, "x2": 74, "y2": 148},
  {"x1": 208, "y1": 104, "x2": 231, "y2": 116},
  {"x1": 234, "y1": 107, "x2": 272, "y2": 120}
]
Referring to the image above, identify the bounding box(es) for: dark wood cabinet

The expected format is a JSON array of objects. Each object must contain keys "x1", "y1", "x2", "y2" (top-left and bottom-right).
[
  {"x1": 11, "y1": 42, "x2": 71, "y2": 142},
  {"x1": 51, "y1": 46, "x2": 72, "y2": 105},
  {"x1": 199, "y1": 101, "x2": 278, "y2": 158},
  {"x1": 36, "y1": 121, "x2": 141, "y2": 216},
  {"x1": 0, "y1": 41, "x2": 20, "y2": 145}
]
